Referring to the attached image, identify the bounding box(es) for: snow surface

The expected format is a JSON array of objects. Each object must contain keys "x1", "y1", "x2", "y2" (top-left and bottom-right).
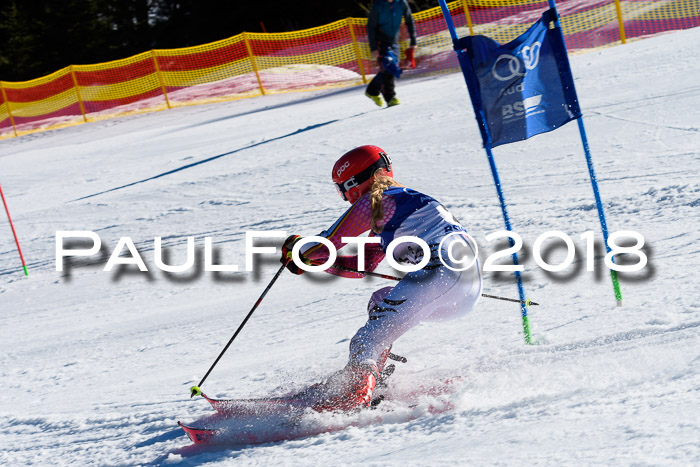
[{"x1": 1, "y1": 26, "x2": 699, "y2": 466}]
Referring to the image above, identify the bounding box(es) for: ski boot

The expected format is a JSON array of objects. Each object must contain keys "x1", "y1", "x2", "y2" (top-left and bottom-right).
[
  {"x1": 387, "y1": 97, "x2": 401, "y2": 107},
  {"x1": 371, "y1": 348, "x2": 407, "y2": 407},
  {"x1": 311, "y1": 363, "x2": 379, "y2": 412},
  {"x1": 375, "y1": 346, "x2": 407, "y2": 385},
  {"x1": 365, "y1": 92, "x2": 384, "y2": 107}
]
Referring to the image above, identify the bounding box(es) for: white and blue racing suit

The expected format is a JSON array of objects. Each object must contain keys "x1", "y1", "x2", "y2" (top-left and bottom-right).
[{"x1": 303, "y1": 186, "x2": 482, "y2": 367}]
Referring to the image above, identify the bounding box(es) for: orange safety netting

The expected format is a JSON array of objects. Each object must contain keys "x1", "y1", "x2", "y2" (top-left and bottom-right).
[{"x1": 0, "y1": 0, "x2": 697, "y2": 140}]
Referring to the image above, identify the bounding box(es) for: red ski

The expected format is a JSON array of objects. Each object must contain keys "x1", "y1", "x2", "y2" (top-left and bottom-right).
[
  {"x1": 178, "y1": 421, "x2": 218, "y2": 444},
  {"x1": 178, "y1": 392, "x2": 314, "y2": 445},
  {"x1": 179, "y1": 376, "x2": 464, "y2": 445},
  {"x1": 201, "y1": 392, "x2": 308, "y2": 416}
]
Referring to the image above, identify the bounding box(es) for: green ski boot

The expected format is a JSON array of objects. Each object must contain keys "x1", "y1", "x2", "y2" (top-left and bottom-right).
[{"x1": 365, "y1": 92, "x2": 384, "y2": 107}]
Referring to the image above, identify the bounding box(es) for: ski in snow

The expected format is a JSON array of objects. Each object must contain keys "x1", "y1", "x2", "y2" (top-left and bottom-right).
[{"x1": 179, "y1": 375, "x2": 463, "y2": 445}]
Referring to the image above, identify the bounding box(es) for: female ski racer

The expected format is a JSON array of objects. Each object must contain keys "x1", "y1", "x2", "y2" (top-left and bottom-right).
[{"x1": 280, "y1": 145, "x2": 482, "y2": 412}]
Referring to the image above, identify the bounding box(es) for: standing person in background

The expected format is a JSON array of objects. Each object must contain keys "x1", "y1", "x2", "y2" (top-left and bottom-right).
[{"x1": 365, "y1": 0, "x2": 417, "y2": 107}]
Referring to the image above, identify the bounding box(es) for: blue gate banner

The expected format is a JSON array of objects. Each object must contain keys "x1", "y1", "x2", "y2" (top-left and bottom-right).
[{"x1": 454, "y1": 9, "x2": 581, "y2": 148}]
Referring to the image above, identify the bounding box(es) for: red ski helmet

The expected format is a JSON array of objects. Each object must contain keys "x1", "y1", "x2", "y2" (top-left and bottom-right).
[{"x1": 332, "y1": 145, "x2": 393, "y2": 203}]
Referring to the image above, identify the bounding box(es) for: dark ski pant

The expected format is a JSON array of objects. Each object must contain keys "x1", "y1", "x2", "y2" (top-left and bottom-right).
[
  {"x1": 367, "y1": 69, "x2": 396, "y2": 101},
  {"x1": 366, "y1": 43, "x2": 398, "y2": 101}
]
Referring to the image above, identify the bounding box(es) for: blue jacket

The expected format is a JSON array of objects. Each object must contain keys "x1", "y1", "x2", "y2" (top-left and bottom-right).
[{"x1": 367, "y1": 0, "x2": 417, "y2": 52}]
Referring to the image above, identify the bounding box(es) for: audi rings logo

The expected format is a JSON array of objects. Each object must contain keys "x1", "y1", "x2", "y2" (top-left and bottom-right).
[{"x1": 492, "y1": 42, "x2": 542, "y2": 81}]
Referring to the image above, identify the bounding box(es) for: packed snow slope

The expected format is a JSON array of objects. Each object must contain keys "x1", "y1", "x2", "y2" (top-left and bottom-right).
[{"x1": 1, "y1": 27, "x2": 699, "y2": 466}]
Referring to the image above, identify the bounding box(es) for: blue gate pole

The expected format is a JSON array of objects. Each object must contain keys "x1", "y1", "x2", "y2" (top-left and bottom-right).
[
  {"x1": 438, "y1": 0, "x2": 533, "y2": 343},
  {"x1": 484, "y1": 145, "x2": 533, "y2": 344},
  {"x1": 548, "y1": 0, "x2": 623, "y2": 306},
  {"x1": 438, "y1": 0, "x2": 459, "y2": 41},
  {"x1": 577, "y1": 119, "x2": 623, "y2": 305}
]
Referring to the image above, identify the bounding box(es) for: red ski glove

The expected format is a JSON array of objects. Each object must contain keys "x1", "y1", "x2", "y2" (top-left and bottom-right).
[
  {"x1": 280, "y1": 234, "x2": 307, "y2": 275},
  {"x1": 405, "y1": 47, "x2": 416, "y2": 69}
]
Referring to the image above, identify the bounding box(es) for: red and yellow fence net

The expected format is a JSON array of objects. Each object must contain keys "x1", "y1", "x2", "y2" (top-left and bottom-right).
[{"x1": 0, "y1": 0, "x2": 697, "y2": 139}]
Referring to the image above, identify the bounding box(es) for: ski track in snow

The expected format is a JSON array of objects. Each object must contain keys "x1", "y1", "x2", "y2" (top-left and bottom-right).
[{"x1": 0, "y1": 27, "x2": 699, "y2": 466}]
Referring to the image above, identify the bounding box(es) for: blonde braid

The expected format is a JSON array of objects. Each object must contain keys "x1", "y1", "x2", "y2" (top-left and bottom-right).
[{"x1": 369, "y1": 172, "x2": 403, "y2": 233}]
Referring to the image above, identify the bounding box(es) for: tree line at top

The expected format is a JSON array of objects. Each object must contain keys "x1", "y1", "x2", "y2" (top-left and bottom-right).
[{"x1": 0, "y1": 0, "x2": 436, "y2": 82}]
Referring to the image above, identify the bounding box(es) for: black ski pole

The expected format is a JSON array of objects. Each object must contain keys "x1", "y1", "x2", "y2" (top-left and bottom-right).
[
  {"x1": 190, "y1": 261, "x2": 288, "y2": 397},
  {"x1": 309, "y1": 260, "x2": 538, "y2": 306},
  {"x1": 480, "y1": 293, "x2": 537, "y2": 306}
]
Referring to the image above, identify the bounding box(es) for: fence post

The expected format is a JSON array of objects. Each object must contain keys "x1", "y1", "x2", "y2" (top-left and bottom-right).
[
  {"x1": 461, "y1": 0, "x2": 475, "y2": 36},
  {"x1": 243, "y1": 32, "x2": 266, "y2": 96},
  {"x1": 69, "y1": 66, "x2": 88, "y2": 122},
  {"x1": 614, "y1": 0, "x2": 627, "y2": 44},
  {"x1": 152, "y1": 51, "x2": 172, "y2": 109},
  {"x1": 0, "y1": 82, "x2": 18, "y2": 137},
  {"x1": 348, "y1": 18, "x2": 368, "y2": 84}
]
